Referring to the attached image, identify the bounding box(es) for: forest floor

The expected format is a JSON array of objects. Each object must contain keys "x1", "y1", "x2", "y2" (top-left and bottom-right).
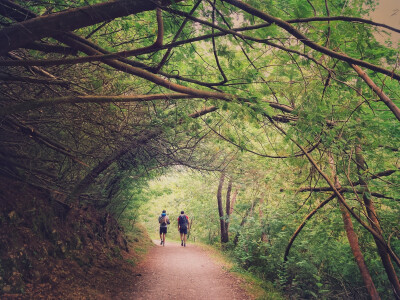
[
  {"x1": 119, "y1": 239, "x2": 252, "y2": 300},
  {"x1": 0, "y1": 178, "x2": 269, "y2": 299},
  {"x1": 0, "y1": 176, "x2": 276, "y2": 299}
]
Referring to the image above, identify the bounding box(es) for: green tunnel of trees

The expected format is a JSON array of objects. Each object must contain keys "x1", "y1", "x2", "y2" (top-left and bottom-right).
[{"x1": 0, "y1": 0, "x2": 399, "y2": 298}]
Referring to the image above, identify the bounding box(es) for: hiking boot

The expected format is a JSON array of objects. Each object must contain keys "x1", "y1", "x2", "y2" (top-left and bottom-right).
[
  {"x1": 184, "y1": 243, "x2": 186, "y2": 247},
  {"x1": 181, "y1": 241, "x2": 183, "y2": 246},
  {"x1": 160, "y1": 240, "x2": 163, "y2": 245}
]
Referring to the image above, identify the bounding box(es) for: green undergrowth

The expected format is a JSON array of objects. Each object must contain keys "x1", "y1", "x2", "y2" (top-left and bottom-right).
[
  {"x1": 196, "y1": 243, "x2": 285, "y2": 300},
  {"x1": 123, "y1": 223, "x2": 154, "y2": 267}
]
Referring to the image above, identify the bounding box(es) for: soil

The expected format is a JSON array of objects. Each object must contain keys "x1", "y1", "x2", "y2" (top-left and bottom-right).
[
  {"x1": 119, "y1": 240, "x2": 252, "y2": 300},
  {"x1": 0, "y1": 177, "x2": 142, "y2": 299}
]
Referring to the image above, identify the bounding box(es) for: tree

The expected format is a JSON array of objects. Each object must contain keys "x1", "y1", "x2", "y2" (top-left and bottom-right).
[
  {"x1": 1, "y1": 0, "x2": 399, "y2": 298},
  {"x1": 216, "y1": 171, "x2": 235, "y2": 243}
]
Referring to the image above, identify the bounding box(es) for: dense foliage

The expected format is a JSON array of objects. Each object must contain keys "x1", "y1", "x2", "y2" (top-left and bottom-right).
[{"x1": 0, "y1": 0, "x2": 399, "y2": 298}]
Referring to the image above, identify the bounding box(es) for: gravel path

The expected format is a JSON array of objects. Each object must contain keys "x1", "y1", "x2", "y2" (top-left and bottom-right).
[{"x1": 126, "y1": 240, "x2": 251, "y2": 300}]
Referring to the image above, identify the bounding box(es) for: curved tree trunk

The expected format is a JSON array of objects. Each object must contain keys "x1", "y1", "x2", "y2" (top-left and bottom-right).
[
  {"x1": 356, "y1": 143, "x2": 400, "y2": 299},
  {"x1": 222, "y1": 0, "x2": 400, "y2": 81},
  {"x1": 338, "y1": 200, "x2": 380, "y2": 299},
  {"x1": 329, "y1": 153, "x2": 380, "y2": 300}
]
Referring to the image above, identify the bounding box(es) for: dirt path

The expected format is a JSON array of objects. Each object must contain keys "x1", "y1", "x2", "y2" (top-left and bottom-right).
[{"x1": 122, "y1": 240, "x2": 251, "y2": 300}]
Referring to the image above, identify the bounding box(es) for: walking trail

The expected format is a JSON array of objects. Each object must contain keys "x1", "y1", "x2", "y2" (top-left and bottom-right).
[{"x1": 126, "y1": 240, "x2": 252, "y2": 300}]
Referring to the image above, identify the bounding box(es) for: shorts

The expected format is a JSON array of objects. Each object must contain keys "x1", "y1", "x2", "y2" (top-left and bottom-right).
[
  {"x1": 179, "y1": 227, "x2": 187, "y2": 234},
  {"x1": 160, "y1": 227, "x2": 167, "y2": 234}
]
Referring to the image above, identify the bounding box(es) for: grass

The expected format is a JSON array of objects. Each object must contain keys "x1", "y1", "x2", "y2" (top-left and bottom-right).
[
  {"x1": 194, "y1": 243, "x2": 285, "y2": 300},
  {"x1": 232, "y1": 269, "x2": 285, "y2": 300}
]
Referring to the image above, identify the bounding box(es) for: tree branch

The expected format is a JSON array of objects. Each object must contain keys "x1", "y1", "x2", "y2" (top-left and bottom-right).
[
  {"x1": 284, "y1": 194, "x2": 336, "y2": 261},
  {"x1": 269, "y1": 119, "x2": 400, "y2": 267},
  {"x1": 0, "y1": 0, "x2": 178, "y2": 55},
  {"x1": 299, "y1": 169, "x2": 398, "y2": 192},
  {"x1": 286, "y1": 16, "x2": 400, "y2": 35},
  {"x1": 0, "y1": 93, "x2": 198, "y2": 117},
  {"x1": 222, "y1": 0, "x2": 400, "y2": 81},
  {"x1": 351, "y1": 64, "x2": 400, "y2": 122}
]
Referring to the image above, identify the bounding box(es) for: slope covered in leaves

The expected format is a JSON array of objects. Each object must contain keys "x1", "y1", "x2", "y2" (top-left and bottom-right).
[{"x1": 0, "y1": 177, "x2": 154, "y2": 298}]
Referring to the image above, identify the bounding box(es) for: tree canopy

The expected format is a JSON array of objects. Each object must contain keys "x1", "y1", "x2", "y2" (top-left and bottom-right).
[{"x1": 0, "y1": 0, "x2": 399, "y2": 298}]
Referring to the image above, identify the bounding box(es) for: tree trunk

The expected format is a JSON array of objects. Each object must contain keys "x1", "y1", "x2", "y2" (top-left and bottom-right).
[
  {"x1": 275, "y1": 121, "x2": 400, "y2": 267},
  {"x1": 338, "y1": 201, "x2": 380, "y2": 299},
  {"x1": 0, "y1": 0, "x2": 180, "y2": 55},
  {"x1": 355, "y1": 143, "x2": 400, "y2": 299},
  {"x1": 328, "y1": 153, "x2": 380, "y2": 300},
  {"x1": 217, "y1": 172, "x2": 228, "y2": 243},
  {"x1": 225, "y1": 178, "x2": 232, "y2": 235},
  {"x1": 229, "y1": 189, "x2": 238, "y2": 215}
]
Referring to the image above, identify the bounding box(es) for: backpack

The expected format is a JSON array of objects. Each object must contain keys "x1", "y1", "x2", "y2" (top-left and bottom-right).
[
  {"x1": 178, "y1": 215, "x2": 188, "y2": 229},
  {"x1": 159, "y1": 215, "x2": 169, "y2": 226}
]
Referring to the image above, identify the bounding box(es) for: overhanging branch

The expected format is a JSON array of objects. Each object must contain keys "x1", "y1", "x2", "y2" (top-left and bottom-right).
[
  {"x1": 0, "y1": 0, "x2": 179, "y2": 55},
  {"x1": 222, "y1": 0, "x2": 400, "y2": 81}
]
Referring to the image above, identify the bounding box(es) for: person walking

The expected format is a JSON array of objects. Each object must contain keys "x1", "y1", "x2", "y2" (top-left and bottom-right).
[
  {"x1": 158, "y1": 210, "x2": 170, "y2": 246},
  {"x1": 177, "y1": 210, "x2": 189, "y2": 247}
]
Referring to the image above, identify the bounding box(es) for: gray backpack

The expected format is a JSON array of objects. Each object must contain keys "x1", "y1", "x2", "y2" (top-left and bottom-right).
[{"x1": 159, "y1": 215, "x2": 169, "y2": 226}]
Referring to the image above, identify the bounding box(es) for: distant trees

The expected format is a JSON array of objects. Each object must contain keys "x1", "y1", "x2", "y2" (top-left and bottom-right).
[{"x1": 216, "y1": 172, "x2": 236, "y2": 243}]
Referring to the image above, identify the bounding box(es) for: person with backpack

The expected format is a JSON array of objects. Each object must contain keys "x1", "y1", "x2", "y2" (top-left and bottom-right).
[
  {"x1": 177, "y1": 210, "x2": 189, "y2": 247},
  {"x1": 158, "y1": 210, "x2": 170, "y2": 246}
]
